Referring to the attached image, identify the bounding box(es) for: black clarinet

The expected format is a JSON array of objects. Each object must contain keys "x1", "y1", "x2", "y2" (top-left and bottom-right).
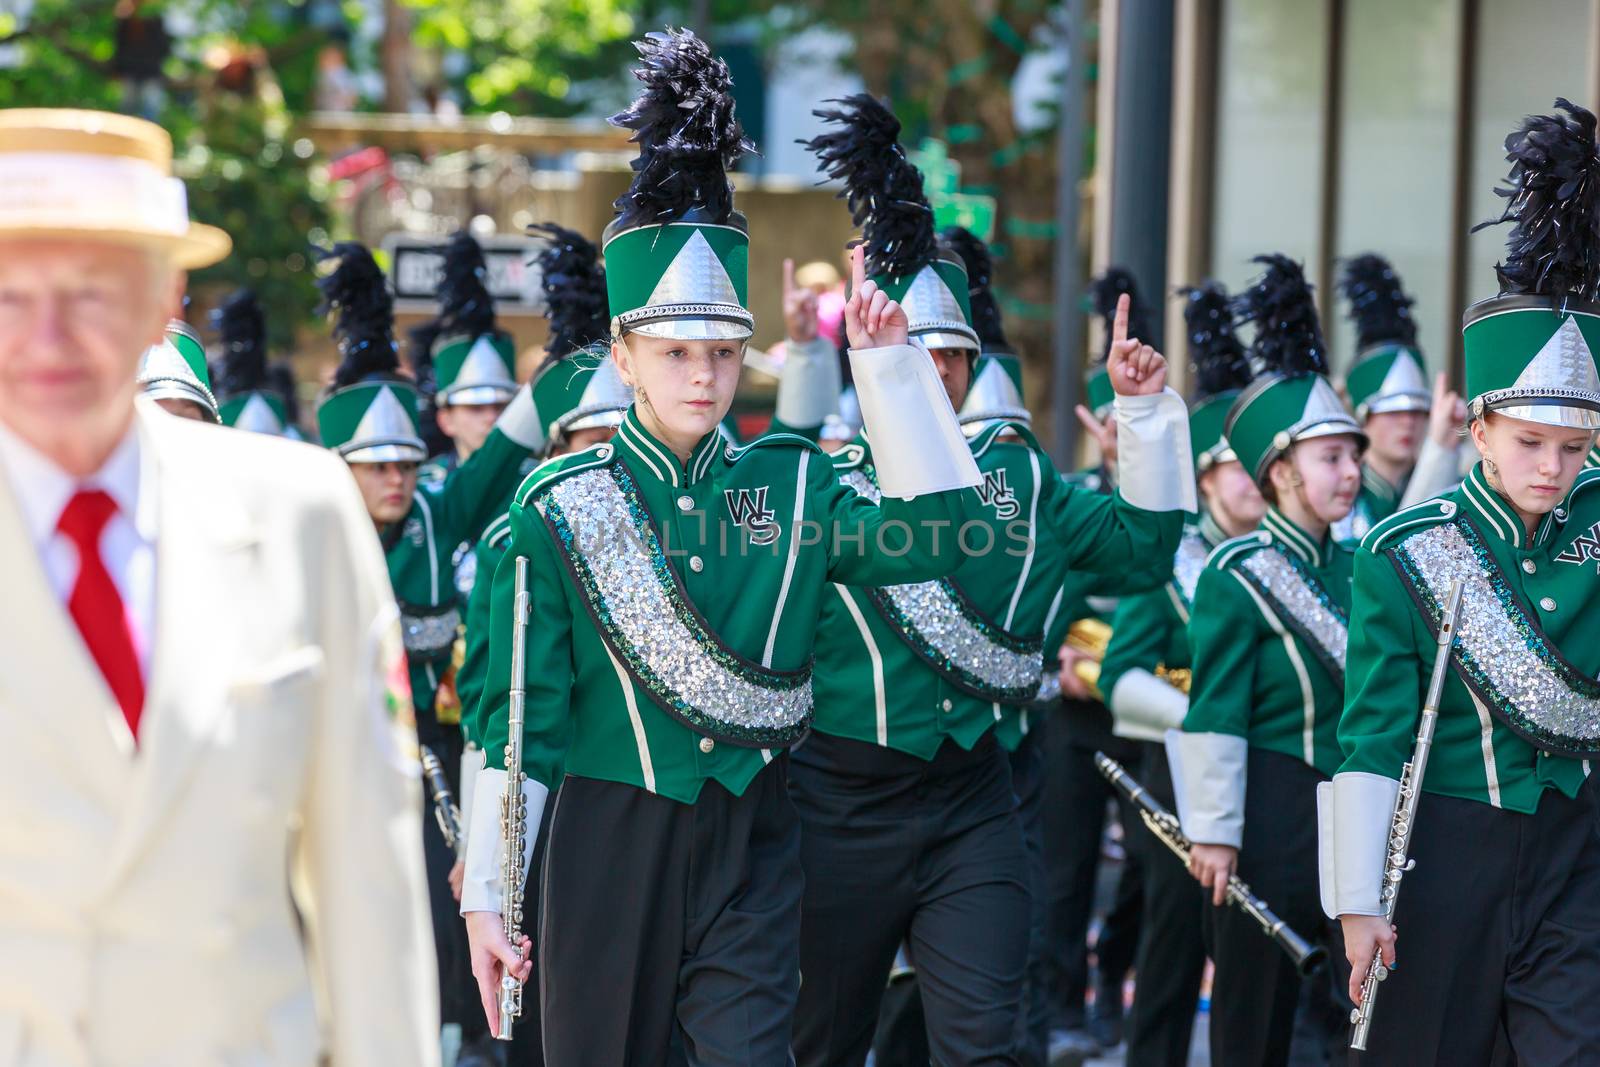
[
  {"x1": 1095, "y1": 751, "x2": 1326, "y2": 976},
  {"x1": 418, "y1": 744, "x2": 464, "y2": 856}
]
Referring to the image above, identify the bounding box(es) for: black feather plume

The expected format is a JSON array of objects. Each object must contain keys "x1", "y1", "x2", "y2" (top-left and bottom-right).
[
  {"x1": 1088, "y1": 267, "x2": 1155, "y2": 361},
  {"x1": 316, "y1": 242, "x2": 398, "y2": 388},
  {"x1": 1180, "y1": 281, "x2": 1251, "y2": 398},
  {"x1": 941, "y1": 226, "x2": 1007, "y2": 349},
  {"x1": 1340, "y1": 253, "x2": 1417, "y2": 349},
  {"x1": 804, "y1": 93, "x2": 936, "y2": 282},
  {"x1": 1474, "y1": 98, "x2": 1600, "y2": 304},
  {"x1": 609, "y1": 28, "x2": 754, "y2": 230},
  {"x1": 529, "y1": 222, "x2": 610, "y2": 359},
  {"x1": 267, "y1": 363, "x2": 300, "y2": 427},
  {"x1": 212, "y1": 288, "x2": 269, "y2": 398},
  {"x1": 1234, "y1": 254, "x2": 1328, "y2": 377},
  {"x1": 436, "y1": 231, "x2": 496, "y2": 339}
]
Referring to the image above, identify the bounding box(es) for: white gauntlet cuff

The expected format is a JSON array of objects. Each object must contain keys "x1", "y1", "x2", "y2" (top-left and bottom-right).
[
  {"x1": 459, "y1": 768, "x2": 547, "y2": 916},
  {"x1": 1317, "y1": 771, "x2": 1400, "y2": 919}
]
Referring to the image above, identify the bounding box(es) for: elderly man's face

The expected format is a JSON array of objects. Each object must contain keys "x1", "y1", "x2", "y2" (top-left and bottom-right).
[{"x1": 0, "y1": 239, "x2": 181, "y2": 474}]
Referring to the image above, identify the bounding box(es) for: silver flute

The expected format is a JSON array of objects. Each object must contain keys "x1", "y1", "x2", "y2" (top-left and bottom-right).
[
  {"x1": 496, "y1": 555, "x2": 532, "y2": 1042},
  {"x1": 1095, "y1": 752, "x2": 1326, "y2": 976},
  {"x1": 418, "y1": 744, "x2": 464, "y2": 856},
  {"x1": 1349, "y1": 578, "x2": 1465, "y2": 1051}
]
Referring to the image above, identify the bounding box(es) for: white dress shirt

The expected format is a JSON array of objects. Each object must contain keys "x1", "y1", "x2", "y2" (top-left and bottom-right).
[{"x1": 0, "y1": 417, "x2": 157, "y2": 674}]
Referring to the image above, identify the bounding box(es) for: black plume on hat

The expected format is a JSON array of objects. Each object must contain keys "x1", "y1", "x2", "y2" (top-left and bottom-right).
[
  {"x1": 1340, "y1": 253, "x2": 1417, "y2": 349},
  {"x1": 1474, "y1": 98, "x2": 1600, "y2": 305},
  {"x1": 436, "y1": 230, "x2": 497, "y2": 340},
  {"x1": 609, "y1": 28, "x2": 754, "y2": 231},
  {"x1": 1088, "y1": 267, "x2": 1155, "y2": 361},
  {"x1": 213, "y1": 288, "x2": 269, "y2": 398},
  {"x1": 1180, "y1": 281, "x2": 1251, "y2": 398},
  {"x1": 529, "y1": 222, "x2": 610, "y2": 362},
  {"x1": 941, "y1": 225, "x2": 1007, "y2": 350},
  {"x1": 316, "y1": 242, "x2": 398, "y2": 389},
  {"x1": 804, "y1": 93, "x2": 937, "y2": 283},
  {"x1": 1234, "y1": 254, "x2": 1329, "y2": 377}
]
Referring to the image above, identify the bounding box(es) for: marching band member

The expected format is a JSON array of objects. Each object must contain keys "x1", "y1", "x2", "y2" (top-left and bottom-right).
[
  {"x1": 460, "y1": 31, "x2": 980, "y2": 1063},
  {"x1": 1098, "y1": 281, "x2": 1263, "y2": 1066},
  {"x1": 213, "y1": 287, "x2": 298, "y2": 436},
  {"x1": 1334, "y1": 254, "x2": 1460, "y2": 540},
  {"x1": 1324, "y1": 97, "x2": 1600, "y2": 1065},
  {"x1": 790, "y1": 96, "x2": 1194, "y2": 1066},
  {"x1": 136, "y1": 318, "x2": 219, "y2": 422},
  {"x1": 1168, "y1": 254, "x2": 1361, "y2": 1065}
]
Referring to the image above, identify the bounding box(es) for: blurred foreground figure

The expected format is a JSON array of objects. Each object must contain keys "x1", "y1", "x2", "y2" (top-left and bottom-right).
[{"x1": 0, "y1": 108, "x2": 438, "y2": 1067}]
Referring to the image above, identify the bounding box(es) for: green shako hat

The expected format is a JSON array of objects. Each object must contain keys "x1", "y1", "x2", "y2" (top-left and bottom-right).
[
  {"x1": 138, "y1": 319, "x2": 219, "y2": 422},
  {"x1": 1181, "y1": 280, "x2": 1252, "y2": 470},
  {"x1": 603, "y1": 29, "x2": 755, "y2": 342},
  {"x1": 1084, "y1": 267, "x2": 1155, "y2": 419},
  {"x1": 1225, "y1": 254, "x2": 1365, "y2": 485},
  {"x1": 314, "y1": 242, "x2": 427, "y2": 463},
  {"x1": 431, "y1": 230, "x2": 518, "y2": 407},
  {"x1": 805, "y1": 94, "x2": 978, "y2": 353},
  {"x1": 528, "y1": 221, "x2": 632, "y2": 451},
  {"x1": 944, "y1": 226, "x2": 1027, "y2": 430},
  {"x1": 212, "y1": 288, "x2": 289, "y2": 435},
  {"x1": 1464, "y1": 98, "x2": 1600, "y2": 430},
  {"x1": 1339, "y1": 253, "x2": 1430, "y2": 419}
]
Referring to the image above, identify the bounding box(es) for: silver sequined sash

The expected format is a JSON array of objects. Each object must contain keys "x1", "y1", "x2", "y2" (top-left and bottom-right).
[
  {"x1": 1391, "y1": 519, "x2": 1600, "y2": 758},
  {"x1": 840, "y1": 469, "x2": 1043, "y2": 704},
  {"x1": 1170, "y1": 528, "x2": 1210, "y2": 614},
  {"x1": 537, "y1": 465, "x2": 813, "y2": 748},
  {"x1": 1236, "y1": 545, "x2": 1349, "y2": 685},
  {"x1": 400, "y1": 604, "x2": 461, "y2": 662}
]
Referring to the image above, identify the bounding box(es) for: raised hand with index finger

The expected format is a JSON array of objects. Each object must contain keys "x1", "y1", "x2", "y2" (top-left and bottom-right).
[
  {"x1": 1105, "y1": 292, "x2": 1168, "y2": 397},
  {"x1": 782, "y1": 257, "x2": 820, "y2": 344},
  {"x1": 843, "y1": 244, "x2": 908, "y2": 350}
]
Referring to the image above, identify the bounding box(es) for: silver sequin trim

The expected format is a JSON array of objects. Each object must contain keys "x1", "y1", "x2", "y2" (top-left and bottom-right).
[
  {"x1": 1398, "y1": 523, "x2": 1600, "y2": 746},
  {"x1": 401, "y1": 607, "x2": 460, "y2": 658},
  {"x1": 542, "y1": 470, "x2": 813, "y2": 736},
  {"x1": 1172, "y1": 528, "x2": 1209, "y2": 607},
  {"x1": 1240, "y1": 550, "x2": 1348, "y2": 674},
  {"x1": 841, "y1": 470, "x2": 1043, "y2": 695}
]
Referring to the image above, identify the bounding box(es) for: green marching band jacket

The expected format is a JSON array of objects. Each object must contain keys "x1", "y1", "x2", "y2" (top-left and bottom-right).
[
  {"x1": 1320, "y1": 464, "x2": 1600, "y2": 916},
  {"x1": 1170, "y1": 507, "x2": 1354, "y2": 847},
  {"x1": 808, "y1": 407, "x2": 1194, "y2": 761},
  {"x1": 1098, "y1": 511, "x2": 1233, "y2": 743},
  {"x1": 457, "y1": 374, "x2": 985, "y2": 912}
]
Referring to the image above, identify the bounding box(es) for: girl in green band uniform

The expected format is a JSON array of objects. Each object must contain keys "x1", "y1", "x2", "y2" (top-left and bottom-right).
[
  {"x1": 1324, "y1": 98, "x2": 1600, "y2": 1065},
  {"x1": 458, "y1": 32, "x2": 987, "y2": 1064},
  {"x1": 1168, "y1": 255, "x2": 1364, "y2": 1067}
]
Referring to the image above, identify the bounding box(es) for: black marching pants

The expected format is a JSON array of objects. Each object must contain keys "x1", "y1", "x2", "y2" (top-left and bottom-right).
[
  {"x1": 1348, "y1": 775, "x2": 1600, "y2": 1066},
  {"x1": 1041, "y1": 703, "x2": 1144, "y2": 1030},
  {"x1": 1121, "y1": 741, "x2": 1208, "y2": 1067},
  {"x1": 539, "y1": 762, "x2": 802, "y2": 1067},
  {"x1": 1205, "y1": 748, "x2": 1349, "y2": 1067},
  {"x1": 791, "y1": 732, "x2": 1031, "y2": 1067}
]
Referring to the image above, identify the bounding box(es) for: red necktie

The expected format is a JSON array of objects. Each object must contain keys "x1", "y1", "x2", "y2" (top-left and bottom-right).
[{"x1": 57, "y1": 489, "x2": 145, "y2": 742}]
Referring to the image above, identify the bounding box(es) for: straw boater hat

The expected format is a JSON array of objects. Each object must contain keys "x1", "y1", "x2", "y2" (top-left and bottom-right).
[{"x1": 0, "y1": 109, "x2": 230, "y2": 268}]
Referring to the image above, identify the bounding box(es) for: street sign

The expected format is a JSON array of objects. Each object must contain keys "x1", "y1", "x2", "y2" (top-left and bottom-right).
[
  {"x1": 381, "y1": 233, "x2": 546, "y2": 315},
  {"x1": 909, "y1": 138, "x2": 997, "y2": 244}
]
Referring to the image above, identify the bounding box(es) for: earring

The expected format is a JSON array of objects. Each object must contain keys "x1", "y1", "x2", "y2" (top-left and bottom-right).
[{"x1": 1483, "y1": 456, "x2": 1501, "y2": 490}]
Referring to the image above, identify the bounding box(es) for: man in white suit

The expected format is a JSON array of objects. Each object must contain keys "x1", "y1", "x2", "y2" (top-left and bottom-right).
[{"x1": 0, "y1": 109, "x2": 439, "y2": 1066}]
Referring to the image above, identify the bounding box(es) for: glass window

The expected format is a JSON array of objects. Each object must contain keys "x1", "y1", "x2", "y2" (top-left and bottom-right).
[
  {"x1": 1329, "y1": 0, "x2": 1462, "y2": 379},
  {"x1": 1209, "y1": 0, "x2": 1328, "y2": 296},
  {"x1": 1463, "y1": 2, "x2": 1595, "y2": 314}
]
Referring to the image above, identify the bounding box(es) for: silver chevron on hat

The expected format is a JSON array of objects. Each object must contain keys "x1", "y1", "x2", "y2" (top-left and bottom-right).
[
  {"x1": 441, "y1": 333, "x2": 518, "y2": 405},
  {"x1": 1289, "y1": 375, "x2": 1363, "y2": 443},
  {"x1": 560, "y1": 355, "x2": 634, "y2": 437},
  {"x1": 900, "y1": 263, "x2": 980, "y2": 351},
  {"x1": 624, "y1": 229, "x2": 754, "y2": 341},
  {"x1": 343, "y1": 384, "x2": 427, "y2": 462},
  {"x1": 231, "y1": 391, "x2": 287, "y2": 436},
  {"x1": 1479, "y1": 314, "x2": 1600, "y2": 429},
  {"x1": 1365, "y1": 349, "x2": 1431, "y2": 415},
  {"x1": 137, "y1": 337, "x2": 218, "y2": 419},
  {"x1": 959, "y1": 356, "x2": 1030, "y2": 433}
]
